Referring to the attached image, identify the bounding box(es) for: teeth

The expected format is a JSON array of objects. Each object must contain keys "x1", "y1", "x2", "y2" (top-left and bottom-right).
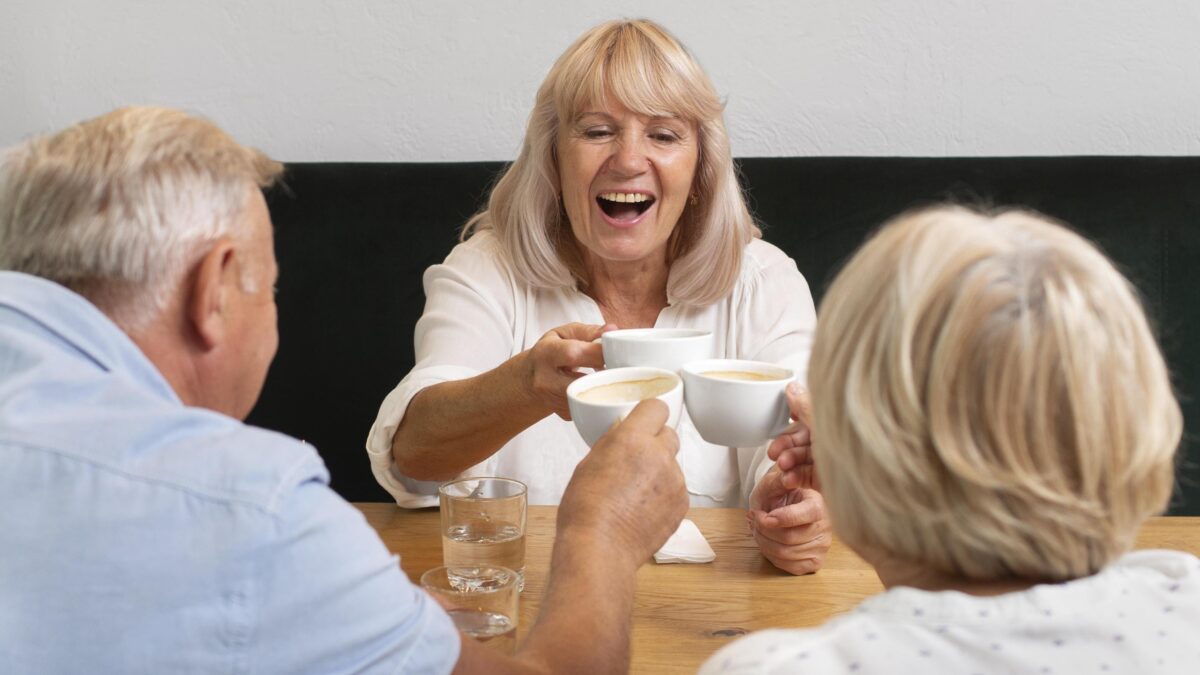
[{"x1": 599, "y1": 192, "x2": 651, "y2": 203}]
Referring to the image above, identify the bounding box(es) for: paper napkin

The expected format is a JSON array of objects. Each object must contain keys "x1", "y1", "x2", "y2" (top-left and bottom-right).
[{"x1": 653, "y1": 518, "x2": 716, "y2": 564}]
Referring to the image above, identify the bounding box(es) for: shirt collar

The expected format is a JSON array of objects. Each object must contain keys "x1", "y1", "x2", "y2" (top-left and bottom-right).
[{"x1": 0, "y1": 271, "x2": 181, "y2": 405}]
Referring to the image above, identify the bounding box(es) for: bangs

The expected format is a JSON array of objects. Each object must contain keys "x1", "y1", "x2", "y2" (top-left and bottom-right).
[{"x1": 553, "y1": 21, "x2": 723, "y2": 126}]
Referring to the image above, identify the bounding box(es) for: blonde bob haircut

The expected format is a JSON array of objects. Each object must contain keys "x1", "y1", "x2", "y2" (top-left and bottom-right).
[
  {"x1": 809, "y1": 206, "x2": 1181, "y2": 582},
  {"x1": 462, "y1": 18, "x2": 758, "y2": 306},
  {"x1": 0, "y1": 106, "x2": 281, "y2": 332}
]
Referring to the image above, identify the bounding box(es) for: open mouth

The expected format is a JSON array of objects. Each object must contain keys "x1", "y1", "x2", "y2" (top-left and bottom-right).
[{"x1": 597, "y1": 192, "x2": 655, "y2": 222}]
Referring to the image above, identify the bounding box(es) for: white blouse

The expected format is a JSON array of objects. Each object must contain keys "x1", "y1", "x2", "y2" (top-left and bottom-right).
[
  {"x1": 366, "y1": 230, "x2": 816, "y2": 508},
  {"x1": 700, "y1": 550, "x2": 1200, "y2": 675}
]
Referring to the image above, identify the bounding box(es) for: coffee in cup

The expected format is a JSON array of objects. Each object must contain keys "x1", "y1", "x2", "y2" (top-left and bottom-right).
[
  {"x1": 573, "y1": 377, "x2": 677, "y2": 404},
  {"x1": 681, "y1": 359, "x2": 795, "y2": 447},
  {"x1": 701, "y1": 371, "x2": 787, "y2": 382},
  {"x1": 566, "y1": 367, "x2": 683, "y2": 445}
]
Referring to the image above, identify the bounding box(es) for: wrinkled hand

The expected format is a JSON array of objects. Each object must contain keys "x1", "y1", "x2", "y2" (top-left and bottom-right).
[
  {"x1": 558, "y1": 400, "x2": 688, "y2": 568},
  {"x1": 748, "y1": 383, "x2": 831, "y2": 575},
  {"x1": 524, "y1": 322, "x2": 613, "y2": 420}
]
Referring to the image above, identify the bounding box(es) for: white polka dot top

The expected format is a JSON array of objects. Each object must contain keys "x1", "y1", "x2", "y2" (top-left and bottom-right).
[{"x1": 700, "y1": 550, "x2": 1200, "y2": 675}]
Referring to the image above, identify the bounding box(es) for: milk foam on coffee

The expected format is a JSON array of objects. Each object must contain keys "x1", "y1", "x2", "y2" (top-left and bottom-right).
[
  {"x1": 702, "y1": 370, "x2": 787, "y2": 382},
  {"x1": 576, "y1": 377, "x2": 676, "y2": 404}
]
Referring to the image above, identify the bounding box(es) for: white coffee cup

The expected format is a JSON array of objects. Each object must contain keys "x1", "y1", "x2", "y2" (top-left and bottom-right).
[
  {"x1": 566, "y1": 367, "x2": 683, "y2": 446},
  {"x1": 681, "y1": 359, "x2": 795, "y2": 447},
  {"x1": 601, "y1": 328, "x2": 714, "y2": 372}
]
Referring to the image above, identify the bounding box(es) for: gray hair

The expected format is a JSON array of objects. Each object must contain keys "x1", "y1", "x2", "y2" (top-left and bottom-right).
[
  {"x1": 810, "y1": 206, "x2": 1181, "y2": 582},
  {"x1": 0, "y1": 106, "x2": 282, "y2": 331}
]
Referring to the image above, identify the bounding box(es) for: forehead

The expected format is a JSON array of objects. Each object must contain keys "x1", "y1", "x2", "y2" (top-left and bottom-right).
[{"x1": 572, "y1": 98, "x2": 687, "y2": 123}]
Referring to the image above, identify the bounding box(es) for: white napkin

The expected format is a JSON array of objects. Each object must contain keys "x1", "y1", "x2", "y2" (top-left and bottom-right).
[{"x1": 653, "y1": 518, "x2": 716, "y2": 564}]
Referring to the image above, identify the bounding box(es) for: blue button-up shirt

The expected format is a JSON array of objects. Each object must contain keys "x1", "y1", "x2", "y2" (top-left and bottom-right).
[{"x1": 0, "y1": 272, "x2": 459, "y2": 674}]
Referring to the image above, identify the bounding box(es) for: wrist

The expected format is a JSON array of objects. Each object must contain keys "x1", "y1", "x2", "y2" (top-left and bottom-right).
[
  {"x1": 496, "y1": 352, "x2": 549, "y2": 416},
  {"x1": 554, "y1": 519, "x2": 645, "y2": 575}
]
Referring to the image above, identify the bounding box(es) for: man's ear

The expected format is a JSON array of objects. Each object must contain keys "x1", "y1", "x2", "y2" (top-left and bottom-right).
[{"x1": 187, "y1": 238, "x2": 238, "y2": 351}]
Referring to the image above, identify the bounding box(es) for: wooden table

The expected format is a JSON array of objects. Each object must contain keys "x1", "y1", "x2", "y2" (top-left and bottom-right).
[{"x1": 357, "y1": 505, "x2": 1200, "y2": 674}]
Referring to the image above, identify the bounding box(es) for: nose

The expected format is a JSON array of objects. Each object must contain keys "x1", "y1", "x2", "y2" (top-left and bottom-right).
[{"x1": 607, "y1": 134, "x2": 649, "y2": 177}]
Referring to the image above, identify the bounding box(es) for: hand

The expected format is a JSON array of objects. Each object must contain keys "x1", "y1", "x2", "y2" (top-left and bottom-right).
[
  {"x1": 766, "y1": 382, "x2": 819, "y2": 492},
  {"x1": 557, "y1": 399, "x2": 688, "y2": 569},
  {"x1": 522, "y1": 322, "x2": 613, "y2": 419},
  {"x1": 748, "y1": 468, "x2": 830, "y2": 575},
  {"x1": 749, "y1": 382, "x2": 831, "y2": 575}
]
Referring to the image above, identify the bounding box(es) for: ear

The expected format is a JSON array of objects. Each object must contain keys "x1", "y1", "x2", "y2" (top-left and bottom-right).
[{"x1": 187, "y1": 238, "x2": 238, "y2": 351}]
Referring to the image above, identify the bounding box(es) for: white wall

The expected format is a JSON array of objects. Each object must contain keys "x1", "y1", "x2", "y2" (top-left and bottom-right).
[{"x1": 4, "y1": 1, "x2": 1200, "y2": 161}]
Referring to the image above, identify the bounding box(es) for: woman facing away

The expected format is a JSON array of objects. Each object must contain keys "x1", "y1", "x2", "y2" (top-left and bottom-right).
[
  {"x1": 365, "y1": 19, "x2": 829, "y2": 574},
  {"x1": 702, "y1": 206, "x2": 1199, "y2": 673}
]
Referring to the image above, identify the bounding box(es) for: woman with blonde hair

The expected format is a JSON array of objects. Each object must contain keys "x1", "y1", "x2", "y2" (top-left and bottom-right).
[
  {"x1": 366, "y1": 19, "x2": 828, "y2": 573},
  {"x1": 703, "y1": 205, "x2": 1199, "y2": 673}
]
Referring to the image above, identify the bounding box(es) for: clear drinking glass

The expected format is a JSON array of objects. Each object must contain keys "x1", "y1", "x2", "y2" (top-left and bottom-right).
[
  {"x1": 421, "y1": 565, "x2": 519, "y2": 654},
  {"x1": 439, "y1": 477, "x2": 527, "y2": 591}
]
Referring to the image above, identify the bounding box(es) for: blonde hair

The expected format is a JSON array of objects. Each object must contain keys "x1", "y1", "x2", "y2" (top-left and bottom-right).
[
  {"x1": 0, "y1": 106, "x2": 282, "y2": 331},
  {"x1": 462, "y1": 18, "x2": 758, "y2": 306},
  {"x1": 810, "y1": 206, "x2": 1181, "y2": 582}
]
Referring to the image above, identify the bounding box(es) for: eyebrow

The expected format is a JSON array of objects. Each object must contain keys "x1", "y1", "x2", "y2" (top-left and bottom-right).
[{"x1": 574, "y1": 111, "x2": 685, "y2": 123}]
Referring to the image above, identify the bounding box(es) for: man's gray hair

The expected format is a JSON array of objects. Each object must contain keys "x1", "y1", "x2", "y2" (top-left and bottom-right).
[{"x1": 0, "y1": 106, "x2": 282, "y2": 331}]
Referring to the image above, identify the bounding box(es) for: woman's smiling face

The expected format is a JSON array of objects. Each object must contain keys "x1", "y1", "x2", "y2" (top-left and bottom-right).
[{"x1": 557, "y1": 98, "x2": 699, "y2": 268}]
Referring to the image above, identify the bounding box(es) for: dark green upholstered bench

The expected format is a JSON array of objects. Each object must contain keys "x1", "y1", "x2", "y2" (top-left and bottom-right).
[{"x1": 250, "y1": 158, "x2": 1200, "y2": 514}]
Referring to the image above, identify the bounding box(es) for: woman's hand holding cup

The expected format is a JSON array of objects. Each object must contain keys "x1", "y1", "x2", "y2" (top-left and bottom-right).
[
  {"x1": 522, "y1": 322, "x2": 613, "y2": 420},
  {"x1": 748, "y1": 382, "x2": 832, "y2": 575}
]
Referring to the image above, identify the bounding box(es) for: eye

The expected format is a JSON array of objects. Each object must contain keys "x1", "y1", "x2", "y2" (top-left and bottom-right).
[
  {"x1": 650, "y1": 129, "x2": 682, "y2": 143},
  {"x1": 582, "y1": 126, "x2": 614, "y2": 139}
]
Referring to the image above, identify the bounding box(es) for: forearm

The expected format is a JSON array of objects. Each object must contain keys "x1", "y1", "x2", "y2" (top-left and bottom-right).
[
  {"x1": 391, "y1": 353, "x2": 548, "y2": 480},
  {"x1": 516, "y1": 529, "x2": 640, "y2": 674}
]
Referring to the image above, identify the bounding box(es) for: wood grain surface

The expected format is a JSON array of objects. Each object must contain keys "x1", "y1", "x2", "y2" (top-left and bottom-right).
[{"x1": 356, "y1": 504, "x2": 1200, "y2": 674}]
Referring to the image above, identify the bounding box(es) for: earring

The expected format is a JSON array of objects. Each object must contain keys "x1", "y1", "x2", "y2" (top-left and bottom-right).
[{"x1": 690, "y1": 194, "x2": 698, "y2": 206}]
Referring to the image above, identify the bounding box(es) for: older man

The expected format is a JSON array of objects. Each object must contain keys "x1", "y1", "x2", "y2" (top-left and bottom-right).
[{"x1": 0, "y1": 107, "x2": 687, "y2": 674}]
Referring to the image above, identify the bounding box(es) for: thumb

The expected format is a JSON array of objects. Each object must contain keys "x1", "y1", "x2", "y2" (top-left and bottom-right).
[{"x1": 751, "y1": 467, "x2": 786, "y2": 511}]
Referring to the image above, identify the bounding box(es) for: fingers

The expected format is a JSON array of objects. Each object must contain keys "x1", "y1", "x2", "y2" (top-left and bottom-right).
[
  {"x1": 753, "y1": 490, "x2": 824, "y2": 529},
  {"x1": 785, "y1": 382, "x2": 812, "y2": 426},
  {"x1": 773, "y1": 445, "x2": 813, "y2": 473},
  {"x1": 552, "y1": 322, "x2": 614, "y2": 343},
  {"x1": 755, "y1": 533, "x2": 829, "y2": 575},
  {"x1": 552, "y1": 339, "x2": 605, "y2": 372},
  {"x1": 748, "y1": 489, "x2": 832, "y2": 575},
  {"x1": 617, "y1": 399, "x2": 670, "y2": 436}
]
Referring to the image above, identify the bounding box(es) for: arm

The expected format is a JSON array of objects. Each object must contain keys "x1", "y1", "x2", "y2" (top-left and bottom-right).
[
  {"x1": 734, "y1": 245, "x2": 831, "y2": 574},
  {"x1": 392, "y1": 322, "x2": 608, "y2": 480},
  {"x1": 454, "y1": 400, "x2": 688, "y2": 674},
  {"x1": 370, "y1": 236, "x2": 607, "y2": 482}
]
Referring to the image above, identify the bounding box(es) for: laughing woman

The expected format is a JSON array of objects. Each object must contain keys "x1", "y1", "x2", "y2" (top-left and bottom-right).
[{"x1": 366, "y1": 19, "x2": 828, "y2": 573}]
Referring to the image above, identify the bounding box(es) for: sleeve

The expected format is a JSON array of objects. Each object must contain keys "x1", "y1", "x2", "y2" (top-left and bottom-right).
[
  {"x1": 365, "y1": 235, "x2": 520, "y2": 507},
  {"x1": 731, "y1": 243, "x2": 818, "y2": 505},
  {"x1": 253, "y1": 473, "x2": 461, "y2": 675}
]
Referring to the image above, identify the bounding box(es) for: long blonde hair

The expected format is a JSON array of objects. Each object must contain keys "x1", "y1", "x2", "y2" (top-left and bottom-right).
[
  {"x1": 810, "y1": 206, "x2": 1181, "y2": 581},
  {"x1": 463, "y1": 19, "x2": 758, "y2": 306}
]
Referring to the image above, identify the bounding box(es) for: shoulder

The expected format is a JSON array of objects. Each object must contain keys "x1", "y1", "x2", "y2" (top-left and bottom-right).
[
  {"x1": 444, "y1": 230, "x2": 509, "y2": 274},
  {"x1": 429, "y1": 229, "x2": 521, "y2": 294},
  {"x1": 127, "y1": 409, "x2": 331, "y2": 515},
  {"x1": 700, "y1": 616, "x2": 871, "y2": 674},
  {"x1": 196, "y1": 420, "x2": 331, "y2": 513},
  {"x1": 31, "y1": 397, "x2": 328, "y2": 516},
  {"x1": 734, "y1": 238, "x2": 808, "y2": 293},
  {"x1": 742, "y1": 237, "x2": 798, "y2": 273},
  {"x1": 720, "y1": 238, "x2": 814, "y2": 317}
]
